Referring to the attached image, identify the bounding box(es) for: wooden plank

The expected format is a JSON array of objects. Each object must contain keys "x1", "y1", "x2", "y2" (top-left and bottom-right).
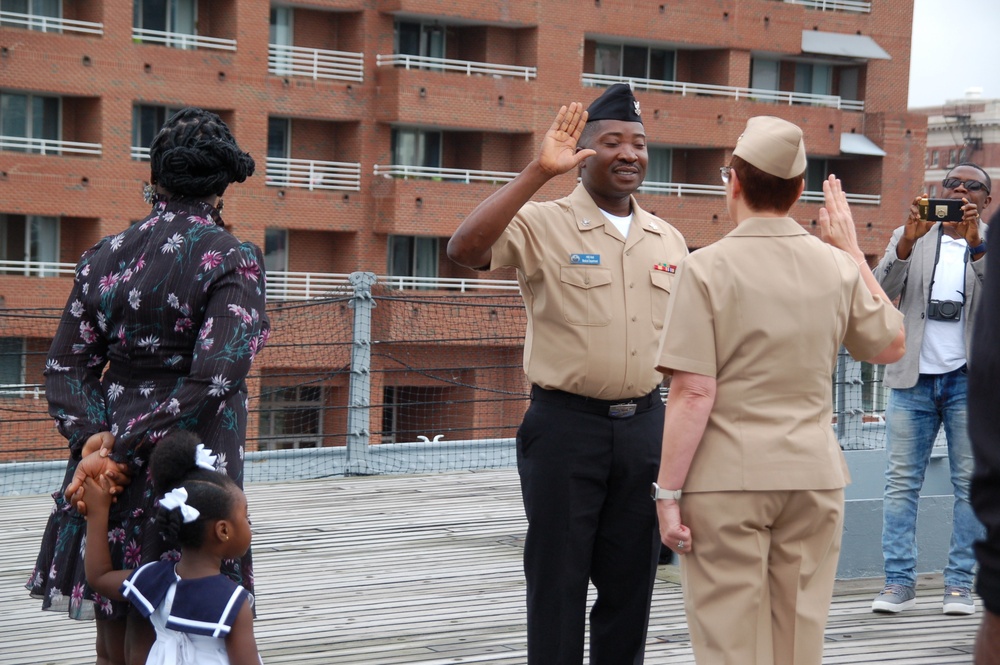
[{"x1": 0, "y1": 470, "x2": 983, "y2": 664}]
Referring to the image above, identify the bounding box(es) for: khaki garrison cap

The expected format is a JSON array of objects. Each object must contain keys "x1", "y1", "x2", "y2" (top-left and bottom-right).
[{"x1": 732, "y1": 116, "x2": 807, "y2": 179}]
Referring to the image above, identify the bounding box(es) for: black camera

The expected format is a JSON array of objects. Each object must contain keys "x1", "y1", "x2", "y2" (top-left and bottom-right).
[{"x1": 927, "y1": 299, "x2": 963, "y2": 321}]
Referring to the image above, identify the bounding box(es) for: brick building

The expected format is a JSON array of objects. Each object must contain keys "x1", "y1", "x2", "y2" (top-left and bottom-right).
[
  {"x1": 1, "y1": 0, "x2": 927, "y2": 456},
  {"x1": 912, "y1": 89, "x2": 1000, "y2": 224}
]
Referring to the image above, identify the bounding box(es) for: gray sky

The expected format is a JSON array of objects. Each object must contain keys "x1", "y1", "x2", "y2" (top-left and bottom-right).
[{"x1": 908, "y1": 0, "x2": 1000, "y2": 108}]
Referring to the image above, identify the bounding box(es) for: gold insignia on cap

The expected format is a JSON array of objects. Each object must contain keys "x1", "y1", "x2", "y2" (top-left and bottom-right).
[{"x1": 633, "y1": 100, "x2": 641, "y2": 116}]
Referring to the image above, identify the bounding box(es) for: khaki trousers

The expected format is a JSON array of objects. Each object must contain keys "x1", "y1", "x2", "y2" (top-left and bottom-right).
[{"x1": 679, "y1": 489, "x2": 844, "y2": 665}]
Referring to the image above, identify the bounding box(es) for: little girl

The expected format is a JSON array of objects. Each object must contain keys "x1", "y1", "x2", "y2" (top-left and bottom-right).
[{"x1": 82, "y1": 430, "x2": 261, "y2": 665}]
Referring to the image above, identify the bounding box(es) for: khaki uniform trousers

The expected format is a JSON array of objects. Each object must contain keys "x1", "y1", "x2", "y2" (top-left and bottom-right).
[{"x1": 679, "y1": 488, "x2": 844, "y2": 665}]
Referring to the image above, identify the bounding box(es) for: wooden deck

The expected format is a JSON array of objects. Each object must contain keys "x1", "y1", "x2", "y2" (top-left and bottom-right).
[{"x1": 0, "y1": 469, "x2": 980, "y2": 664}]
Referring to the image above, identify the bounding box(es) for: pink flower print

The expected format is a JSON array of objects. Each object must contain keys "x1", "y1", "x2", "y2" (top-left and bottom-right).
[
  {"x1": 135, "y1": 253, "x2": 146, "y2": 271},
  {"x1": 71, "y1": 582, "x2": 85, "y2": 602},
  {"x1": 117, "y1": 325, "x2": 127, "y2": 343},
  {"x1": 87, "y1": 354, "x2": 105, "y2": 367},
  {"x1": 109, "y1": 527, "x2": 126, "y2": 544},
  {"x1": 98, "y1": 272, "x2": 119, "y2": 294},
  {"x1": 139, "y1": 216, "x2": 158, "y2": 231},
  {"x1": 80, "y1": 264, "x2": 91, "y2": 277},
  {"x1": 79, "y1": 320, "x2": 97, "y2": 344},
  {"x1": 228, "y1": 304, "x2": 253, "y2": 324},
  {"x1": 124, "y1": 540, "x2": 142, "y2": 567},
  {"x1": 49, "y1": 563, "x2": 58, "y2": 580},
  {"x1": 174, "y1": 317, "x2": 193, "y2": 333},
  {"x1": 199, "y1": 317, "x2": 214, "y2": 339},
  {"x1": 200, "y1": 250, "x2": 223, "y2": 272},
  {"x1": 95, "y1": 595, "x2": 113, "y2": 615},
  {"x1": 69, "y1": 299, "x2": 84, "y2": 318},
  {"x1": 249, "y1": 335, "x2": 261, "y2": 360},
  {"x1": 237, "y1": 258, "x2": 261, "y2": 283}
]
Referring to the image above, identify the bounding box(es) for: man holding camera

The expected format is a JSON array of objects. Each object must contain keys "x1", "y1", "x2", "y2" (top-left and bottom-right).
[{"x1": 871, "y1": 162, "x2": 991, "y2": 615}]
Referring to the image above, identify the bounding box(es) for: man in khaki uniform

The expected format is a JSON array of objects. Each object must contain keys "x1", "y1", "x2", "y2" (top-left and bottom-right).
[
  {"x1": 448, "y1": 84, "x2": 688, "y2": 665},
  {"x1": 651, "y1": 117, "x2": 906, "y2": 665}
]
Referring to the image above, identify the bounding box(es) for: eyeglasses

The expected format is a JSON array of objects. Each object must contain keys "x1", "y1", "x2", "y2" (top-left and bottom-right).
[
  {"x1": 720, "y1": 166, "x2": 732, "y2": 184},
  {"x1": 942, "y1": 177, "x2": 990, "y2": 194}
]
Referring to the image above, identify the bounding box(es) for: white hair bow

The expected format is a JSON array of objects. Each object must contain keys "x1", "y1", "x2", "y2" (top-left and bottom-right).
[
  {"x1": 159, "y1": 487, "x2": 200, "y2": 523},
  {"x1": 194, "y1": 443, "x2": 217, "y2": 471}
]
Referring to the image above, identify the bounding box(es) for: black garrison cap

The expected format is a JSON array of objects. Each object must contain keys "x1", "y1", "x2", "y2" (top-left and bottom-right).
[{"x1": 586, "y1": 83, "x2": 643, "y2": 124}]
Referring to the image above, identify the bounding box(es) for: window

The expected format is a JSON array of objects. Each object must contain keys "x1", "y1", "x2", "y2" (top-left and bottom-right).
[
  {"x1": 0, "y1": 214, "x2": 59, "y2": 276},
  {"x1": 646, "y1": 147, "x2": 672, "y2": 184},
  {"x1": 0, "y1": 91, "x2": 59, "y2": 153},
  {"x1": 594, "y1": 42, "x2": 674, "y2": 81},
  {"x1": 948, "y1": 149, "x2": 957, "y2": 167},
  {"x1": 133, "y1": 0, "x2": 196, "y2": 45},
  {"x1": 381, "y1": 386, "x2": 446, "y2": 444},
  {"x1": 929, "y1": 184, "x2": 938, "y2": 197},
  {"x1": 269, "y1": 7, "x2": 293, "y2": 75},
  {"x1": 931, "y1": 150, "x2": 939, "y2": 166},
  {"x1": 839, "y1": 67, "x2": 859, "y2": 101},
  {"x1": 391, "y1": 128, "x2": 441, "y2": 168},
  {"x1": 805, "y1": 159, "x2": 829, "y2": 192},
  {"x1": 794, "y1": 63, "x2": 833, "y2": 97},
  {"x1": 750, "y1": 58, "x2": 780, "y2": 91},
  {"x1": 264, "y1": 228, "x2": 288, "y2": 274},
  {"x1": 388, "y1": 236, "x2": 438, "y2": 281},
  {"x1": 267, "y1": 117, "x2": 290, "y2": 160},
  {"x1": 132, "y1": 104, "x2": 182, "y2": 157},
  {"x1": 0, "y1": 337, "x2": 25, "y2": 397},
  {"x1": 258, "y1": 384, "x2": 323, "y2": 450},
  {"x1": 1, "y1": 0, "x2": 61, "y2": 31},
  {"x1": 395, "y1": 21, "x2": 445, "y2": 59}
]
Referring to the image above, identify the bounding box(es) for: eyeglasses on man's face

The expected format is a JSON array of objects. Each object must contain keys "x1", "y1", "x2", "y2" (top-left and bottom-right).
[
  {"x1": 942, "y1": 177, "x2": 990, "y2": 194},
  {"x1": 720, "y1": 166, "x2": 732, "y2": 184}
]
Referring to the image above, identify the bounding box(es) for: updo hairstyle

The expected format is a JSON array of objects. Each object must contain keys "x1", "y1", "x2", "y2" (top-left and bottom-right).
[
  {"x1": 151, "y1": 430, "x2": 238, "y2": 549},
  {"x1": 148, "y1": 108, "x2": 255, "y2": 200}
]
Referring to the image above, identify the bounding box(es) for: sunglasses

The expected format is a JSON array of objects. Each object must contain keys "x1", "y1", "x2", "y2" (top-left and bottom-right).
[{"x1": 942, "y1": 177, "x2": 990, "y2": 193}]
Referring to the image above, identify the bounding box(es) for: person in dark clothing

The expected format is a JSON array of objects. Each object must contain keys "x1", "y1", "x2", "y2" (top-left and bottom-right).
[{"x1": 969, "y1": 228, "x2": 1000, "y2": 664}]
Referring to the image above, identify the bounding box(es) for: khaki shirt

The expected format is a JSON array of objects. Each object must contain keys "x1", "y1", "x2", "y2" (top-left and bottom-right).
[
  {"x1": 656, "y1": 217, "x2": 903, "y2": 491},
  {"x1": 492, "y1": 184, "x2": 688, "y2": 400}
]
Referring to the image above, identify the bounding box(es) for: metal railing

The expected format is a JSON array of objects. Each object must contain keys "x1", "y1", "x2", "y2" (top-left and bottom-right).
[
  {"x1": 266, "y1": 158, "x2": 362, "y2": 191},
  {"x1": 268, "y1": 44, "x2": 364, "y2": 82},
  {"x1": 0, "y1": 384, "x2": 43, "y2": 399},
  {"x1": 376, "y1": 53, "x2": 537, "y2": 81},
  {"x1": 266, "y1": 272, "x2": 520, "y2": 300},
  {"x1": 582, "y1": 73, "x2": 865, "y2": 112},
  {"x1": 0, "y1": 10, "x2": 103, "y2": 34},
  {"x1": 373, "y1": 164, "x2": 519, "y2": 183},
  {"x1": 0, "y1": 135, "x2": 102, "y2": 156},
  {"x1": 0, "y1": 260, "x2": 74, "y2": 277},
  {"x1": 782, "y1": 0, "x2": 871, "y2": 13},
  {"x1": 131, "y1": 27, "x2": 236, "y2": 51},
  {"x1": 639, "y1": 181, "x2": 880, "y2": 205},
  {"x1": 132, "y1": 146, "x2": 151, "y2": 161}
]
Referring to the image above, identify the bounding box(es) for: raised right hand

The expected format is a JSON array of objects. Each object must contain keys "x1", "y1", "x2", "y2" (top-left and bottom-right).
[{"x1": 537, "y1": 103, "x2": 597, "y2": 177}]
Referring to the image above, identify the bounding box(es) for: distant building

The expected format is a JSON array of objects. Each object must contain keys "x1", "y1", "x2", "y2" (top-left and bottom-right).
[
  {"x1": 2, "y1": 0, "x2": 928, "y2": 457},
  {"x1": 912, "y1": 88, "x2": 1000, "y2": 223}
]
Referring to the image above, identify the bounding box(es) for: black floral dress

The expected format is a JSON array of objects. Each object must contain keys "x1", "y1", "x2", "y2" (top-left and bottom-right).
[{"x1": 26, "y1": 199, "x2": 270, "y2": 621}]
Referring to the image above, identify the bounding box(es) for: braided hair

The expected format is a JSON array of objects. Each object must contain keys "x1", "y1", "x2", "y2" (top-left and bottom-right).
[
  {"x1": 150, "y1": 430, "x2": 238, "y2": 550},
  {"x1": 149, "y1": 108, "x2": 255, "y2": 200}
]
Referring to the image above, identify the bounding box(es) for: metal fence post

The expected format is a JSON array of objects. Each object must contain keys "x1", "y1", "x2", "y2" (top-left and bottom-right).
[{"x1": 345, "y1": 272, "x2": 376, "y2": 474}]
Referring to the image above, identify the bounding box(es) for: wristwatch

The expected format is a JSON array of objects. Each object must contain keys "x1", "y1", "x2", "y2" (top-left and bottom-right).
[
  {"x1": 650, "y1": 482, "x2": 682, "y2": 501},
  {"x1": 969, "y1": 241, "x2": 987, "y2": 255}
]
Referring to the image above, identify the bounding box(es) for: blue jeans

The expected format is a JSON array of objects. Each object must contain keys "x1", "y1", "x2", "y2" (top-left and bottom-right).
[{"x1": 882, "y1": 368, "x2": 985, "y2": 589}]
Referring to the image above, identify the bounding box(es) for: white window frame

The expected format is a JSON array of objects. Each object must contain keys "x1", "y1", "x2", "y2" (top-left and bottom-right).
[{"x1": 258, "y1": 383, "x2": 324, "y2": 450}]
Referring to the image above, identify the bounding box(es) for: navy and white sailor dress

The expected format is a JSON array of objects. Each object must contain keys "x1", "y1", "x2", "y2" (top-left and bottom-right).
[{"x1": 122, "y1": 560, "x2": 260, "y2": 665}]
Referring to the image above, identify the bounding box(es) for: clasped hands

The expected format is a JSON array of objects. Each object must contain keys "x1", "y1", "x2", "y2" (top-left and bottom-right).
[{"x1": 65, "y1": 431, "x2": 131, "y2": 515}]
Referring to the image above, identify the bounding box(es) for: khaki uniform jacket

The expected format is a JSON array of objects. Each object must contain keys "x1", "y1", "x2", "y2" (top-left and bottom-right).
[
  {"x1": 874, "y1": 222, "x2": 987, "y2": 390},
  {"x1": 491, "y1": 183, "x2": 688, "y2": 400},
  {"x1": 656, "y1": 217, "x2": 903, "y2": 492}
]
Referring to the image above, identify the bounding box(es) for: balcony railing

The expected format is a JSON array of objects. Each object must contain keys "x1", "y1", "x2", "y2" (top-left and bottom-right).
[
  {"x1": 639, "y1": 181, "x2": 881, "y2": 206},
  {"x1": 266, "y1": 271, "x2": 520, "y2": 300},
  {"x1": 0, "y1": 384, "x2": 44, "y2": 399},
  {"x1": 782, "y1": 0, "x2": 871, "y2": 13},
  {"x1": 376, "y1": 53, "x2": 537, "y2": 81},
  {"x1": 266, "y1": 158, "x2": 362, "y2": 191},
  {"x1": 582, "y1": 73, "x2": 865, "y2": 112},
  {"x1": 132, "y1": 27, "x2": 236, "y2": 51},
  {"x1": 0, "y1": 135, "x2": 102, "y2": 156},
  {"x1": 0, "y1": 10, "x2": 104, "y2": 34},
  {"x1": 0, "y1": 260, "x2": 74, "y2": 278},
  {"x1": 132, "y1": 146, "x2": 151, "y2": 161},
  {"x1": 373, "y1": 165, "x2": 519, "y2": 183},
  {"x1": 268, "y1": 44, "x2": 364, "y2": 82}
]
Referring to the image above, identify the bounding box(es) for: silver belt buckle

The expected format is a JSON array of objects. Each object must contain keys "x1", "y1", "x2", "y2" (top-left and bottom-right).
[{"x1": 608, "y1": 402, "x2": 637, "y2": 418}]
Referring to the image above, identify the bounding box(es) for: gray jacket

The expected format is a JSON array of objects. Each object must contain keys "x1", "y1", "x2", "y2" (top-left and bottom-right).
[{"x1": 875, "y1": 221, "x2": 988, "y2": 389}]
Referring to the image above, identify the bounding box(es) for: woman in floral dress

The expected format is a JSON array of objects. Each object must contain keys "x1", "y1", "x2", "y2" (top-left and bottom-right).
[{"x1": 25, "y1": 108, "x2": 270, "y2": 665}]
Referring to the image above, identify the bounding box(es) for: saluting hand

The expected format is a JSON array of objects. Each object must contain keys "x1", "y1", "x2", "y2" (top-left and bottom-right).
[
  {"x1": 537, "y1": 103, "x2": 596, "y2": 178},
  {"x1": 819, "y1": 175, "x2": 864, "y2": 261}
]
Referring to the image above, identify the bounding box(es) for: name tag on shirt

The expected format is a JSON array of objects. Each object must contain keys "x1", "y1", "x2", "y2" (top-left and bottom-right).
[{"x1": 570, "y1": 253, "x2": 600, "y2": 265}]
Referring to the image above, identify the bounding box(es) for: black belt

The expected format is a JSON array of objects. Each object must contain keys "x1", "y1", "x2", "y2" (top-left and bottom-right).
[{"x1": 530, "y1": 385, "x2": 662, "y2": 419}]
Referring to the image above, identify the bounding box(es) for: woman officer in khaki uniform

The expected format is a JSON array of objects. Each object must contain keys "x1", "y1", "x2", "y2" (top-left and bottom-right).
[{"x1": 651, "y1": 117, "x2": 906, "y2": 665}]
